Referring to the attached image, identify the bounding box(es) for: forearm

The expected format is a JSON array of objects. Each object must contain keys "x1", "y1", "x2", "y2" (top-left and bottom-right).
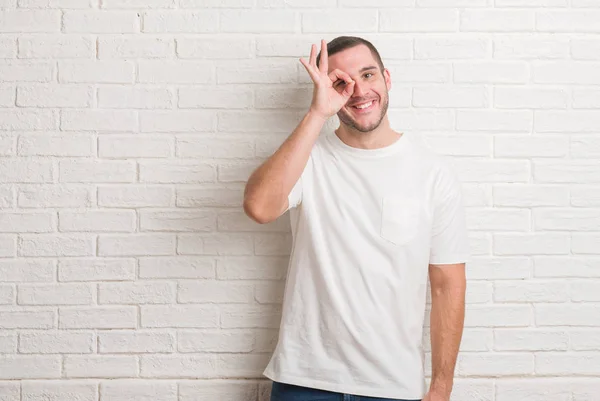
[
  {"x1": 429, "y1": 282, "x2": 466, "y2": 398},
  {"x1": 243, "y1": 110, "x2": 326, "y2": 223}
]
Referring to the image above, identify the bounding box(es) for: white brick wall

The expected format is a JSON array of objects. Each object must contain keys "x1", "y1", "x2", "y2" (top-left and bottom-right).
[{"x1": 0, "y1": 1, "x2": 599, "y2": 400}]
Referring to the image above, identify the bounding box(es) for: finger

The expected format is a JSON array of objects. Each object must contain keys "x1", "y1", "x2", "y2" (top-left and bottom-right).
[
  {"x1": 319, "y1": 39, "x2": 328, "y2": 73},
  {"x1": 342, "y1": 80, "x2": 355, "y2": 98},
  {"x1": 300, "y1": 58, "x2": 319, "y2": 83},
  {"x1": 309, "y1": 44, "x2": 317, "y2": 68},
  {"x1": 328, "y1": 69, "x2": 353, "y2": 85}
]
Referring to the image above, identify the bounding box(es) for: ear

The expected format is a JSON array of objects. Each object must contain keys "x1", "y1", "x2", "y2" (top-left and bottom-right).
[{"x1": 383, "y1": 68, "x2": 392, "y2": 91}]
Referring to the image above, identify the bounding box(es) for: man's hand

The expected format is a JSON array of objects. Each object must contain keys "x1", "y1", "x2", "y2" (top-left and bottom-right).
[
  {"x1": 299, "y1": 39, "x2": 355, "y2": 120},
  {"x1": 422, "y1": 388, "x2": 450, "y2": 401}
]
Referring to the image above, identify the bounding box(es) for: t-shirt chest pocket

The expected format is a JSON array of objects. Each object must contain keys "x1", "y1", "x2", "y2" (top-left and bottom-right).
[{"x1": 380, "y1": 195, "x2": 421, "y2": 245}]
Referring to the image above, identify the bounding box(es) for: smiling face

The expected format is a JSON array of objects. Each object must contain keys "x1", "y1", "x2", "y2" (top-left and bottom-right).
[{"x1": 328, "y1": 44, "x2": 391, "y2": 133}]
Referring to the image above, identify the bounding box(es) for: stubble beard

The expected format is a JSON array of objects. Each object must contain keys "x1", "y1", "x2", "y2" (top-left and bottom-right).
[{"x1": 337, "y1": 90, "x2": 389, "y2": 134}]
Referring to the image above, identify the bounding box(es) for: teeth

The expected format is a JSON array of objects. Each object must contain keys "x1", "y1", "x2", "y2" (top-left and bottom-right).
[{"x1": 355, "y1": 101, "x2": 373, "y2": 109}]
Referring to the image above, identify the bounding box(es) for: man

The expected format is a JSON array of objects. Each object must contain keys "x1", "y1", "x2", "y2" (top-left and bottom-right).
[{"x1": 243, "y1": 37, "x2": 469, "y2": 401}]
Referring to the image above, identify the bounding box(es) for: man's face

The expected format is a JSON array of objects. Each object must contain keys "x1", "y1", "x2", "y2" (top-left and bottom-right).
[{"x1": 328, "y1": 45, "x2": 391, "y2": 133}]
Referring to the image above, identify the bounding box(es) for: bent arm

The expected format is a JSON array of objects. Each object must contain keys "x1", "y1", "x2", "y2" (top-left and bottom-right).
[
  {"x1": 428, "y1": 262, "x2": 466, "y2": 399},
  {"x1": 243, "y1": 111, "x2": 326, "y2": 224}
]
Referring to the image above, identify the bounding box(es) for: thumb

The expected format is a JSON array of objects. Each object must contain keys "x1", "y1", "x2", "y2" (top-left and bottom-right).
[{"x1": 342, "y1": 80, "x2": 355, "y2": 98}]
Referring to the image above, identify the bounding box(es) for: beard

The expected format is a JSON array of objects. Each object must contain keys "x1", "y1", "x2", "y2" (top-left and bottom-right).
[{"x1": 337, "y1": 90, "x2": 389, "y2": 133}]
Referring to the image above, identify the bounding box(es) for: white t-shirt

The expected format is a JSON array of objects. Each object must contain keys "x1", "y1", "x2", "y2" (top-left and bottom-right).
[{"x1": 263, "y1": 129, "x2": 470, "y2": 400}]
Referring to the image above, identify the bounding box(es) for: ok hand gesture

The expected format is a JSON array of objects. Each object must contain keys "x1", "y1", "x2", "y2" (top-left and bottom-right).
[{"x1": 300, "y1": 40, "x2": 356, "y2": 120}]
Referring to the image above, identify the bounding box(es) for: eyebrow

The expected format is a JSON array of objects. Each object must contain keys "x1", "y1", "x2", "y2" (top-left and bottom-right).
[{"x1": 359, "y1": 66, "x2": 378, "y2": 73}]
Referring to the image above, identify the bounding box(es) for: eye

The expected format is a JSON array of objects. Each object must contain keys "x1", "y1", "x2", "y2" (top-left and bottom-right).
[{"x1": 364, "y1": 72, "x2": 373, "y2": 78}]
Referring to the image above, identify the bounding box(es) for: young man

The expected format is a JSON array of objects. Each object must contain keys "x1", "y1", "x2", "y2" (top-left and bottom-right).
[{"x1": 243, "y1": 37, "x2": 469, "y2": 401}]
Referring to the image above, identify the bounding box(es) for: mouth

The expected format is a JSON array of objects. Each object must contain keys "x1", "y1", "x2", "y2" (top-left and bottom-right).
[{"x1": 348, "y1": 99, "x2": 377, "y2": 114}]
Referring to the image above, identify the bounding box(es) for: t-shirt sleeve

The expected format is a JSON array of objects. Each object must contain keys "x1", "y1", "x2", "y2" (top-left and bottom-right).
[
  {"x1": 285, "y1": 154, "x2": 313, "y2": 212},
  {"x1": 429, "y1": 161, "x2": 470, "y2": 265}
]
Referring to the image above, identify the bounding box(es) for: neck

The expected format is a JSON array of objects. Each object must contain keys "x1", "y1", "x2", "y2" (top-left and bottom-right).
[{"x1": 335, "y1": 117, "x2": 401, "y2": 150}]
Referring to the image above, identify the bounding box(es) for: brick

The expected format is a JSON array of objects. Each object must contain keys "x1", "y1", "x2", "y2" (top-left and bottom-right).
[
  {"x1": 18, "y1": 283, "x2": 93, "y2": 305},
  {"x1": 140, "y1": 110, "x2": 215, "y2": 132},
  {"x1": 495, "y1": 281, "x2": 568, "y2": 303},
  {"x1": 388, "y1": 109, "x2": 455, "y2": 131},
  {"x1": 534, "y1": 62, "x2": 600, "y2": 85},
  {"x1": 450, "y1": 380, "x2": 493, "y2": 401},
  {"x1": 19, "y1": 332, "x2": 94, "y2": 353},
  {"x1": 139, "y1": 256, "x2": 215, "y2": 279},
  {"x1": 18, "y1": 185, "x2": 92, "y2": 208},
  {"x1": 0, "y1": 37, "x2": 16, "y2": 58},
  {"x1": 254, "y1": 233, "x2": 292, "y2": 256},
  {"x1": 179, "y1": 381, "x2": 258, "y2": 401},
  {"x1": 176, "y1": 136, "x2": 254, "y2": 158},
  {"x1": 571, "y1": 186, "x2": 600, "y2": 207},
  {"x1": 413, "y1": 86, "x2": 488, "y2": 108},
  {"x1": 570, "y1": 330, "x2": 600, "y2": 351},
  {"x1": 59, "y1": 160, "x2": 136, "y2": 183},
  {"x1": 493, "y1": 185, "x2": 569, "y2": 207},
  {"x1": 254, "y1": 282, "x2": 285, "y2": 304},
  {"x1": 140, "y1": 211, "x2": 215, "y2": 234},
  {"x1": 18, "y1": 35, "x2": 93, "y2": 58},
  {"x1": 537, "y1": 10, "x2": 600, "y2": 33},
  {"x1": 0, "y1": 85, "x2": 14, "y2": 106},
  {"x1": 460, "y1": 9, "x2": 535, "y2": 32},
  {"x1": 59, "y1": 306, "x2": 137, "y2": 329},
  {"x1": 0, "y1": 160, "x2": 53, "y2": 183},
  {"x1": 495, "y1": 135, "x2": 567, "y2": 157},
  {"x1": 100, "y1": 380, "x2": 177, "y2": 401},
  {"x1": 536, "y1": 353, "x2": 600, "y2": 375},
  {"x1": 494, "y1": 87, "x2": 567, "y2": 109},
  {"x1": 534, "y1": 161, "x2": 600, "y2": 183},
  {"x1": 0, "y1": 187, "x2": 15, "y2": 210},
  {"x1": 0, "y1": 356, "x2": 60, "y2": 379},
  {"x1": 0, "y1": 212, "x2": 54, "y2": 233},
  {"x1": 59, "y1": 210, "x2": 136, "y2": 232},
  {"x1": 98, "y1": 36, "x2": 174, "y2": 59},
  {"x1": 0, "y1": 259, "x2": 54, "y2": 282},
  {"x1": 496, "y1": 379, "x2": 571, "y2": 401},
  {"x1": 176, "y1": 186, "x2": 244, "y2": 209},
  {"x1": 218, "y1": 111, "x2": 300, "y2": 133},
  {"x1": 0, "y1": 110, "x2": 55, "y2": 131},
  {"x1": 64, "y1": 355, "x2": 137, "y2": 378},
  {"x1": 0, "y1": 62, "x2": 52, "y2": 82},
  {"x1": 572, "y1": 233, "x2": 600, "y2": 255},
  {"x1": 218, "y1": 61, "x2": 295, "y2": 84},
  {"x1": 534, "y1": 257, "x2": 600, "y2": 278},
  {"x1": 220, "y1": 305, "x2": 281, "y2": 329},
  {"x1": 177, "y1": 37, "x2": 253, "y2": 59},
  {"x1": 61, "y1": 110, "x2": 136, "y2": 132},
  {"x1": 21, "y1": 381, "x2": 96, "y2": 401},
  {"x1": 571, "y1": 40, "x2": 600, "y2": 60},
  {"x1": 302, "y1": 10, "x2": 377, "y2": 33},
  {"x1": 494, "y1": 36, "x2": 569, "y2": 59},
  {"x1": 380, "y1": 9, "x2": 458, "y2": 32},
  {"x1": 417, "y1": 0, "x2": 487, "y2": 5},
  {"x1": 0, "y1": 10, "x2": 59, "y2": 32},
  {"x1": 181, "y1": 0, "x2": 252, "y2": 6},
  {"x1": 0, "y1": 333, "x2": 16, "y2": 353},
  {"x1": 98, "y1": 234, "x2": 175, "y2": 256},
  {"x1": 139, "y1": 161, "x2": 216, "y2": 183},
  {"x1": 179, "y1": 87, "x2": 252, "y2": 109},
  {"x1": 98, "y1": 185, "x2": 172, "y2": 208},
  {"x1": 218, "y1": 210, "x2": 290, "y2": 232},
  {"x1": 262, "y1": 0, "x2": 336, "y2": 5},
  {"x1": 454, "y1": 62, "x2": 529, "y2": 84},
  {"x1": 221, "y1": 10, "x2": 294, "y2": 33},
  {"x1": 178, "y1": 233, "x2": 253, "y2": 255},
  {"x1": 496, "y1": 0, "x2": 566, "y2": 4},
  {"x1": 536, "y1": 305, "x2": 600, "y2": 326},
  {"x1": 415, "y1": 37, "x2": 489, "y2": 60},
  {"x1": 99, "y1": 135, "x2": 172, "y2": 158},
  {"x1": 535, "y1": 209, "x2": 600, "y2": 232},
  {"x1": 571, "y1": 136, "x2": 600, "y2": 158},
  {"x1": 140, "y1": 355, "x2": 213, "y2": 378},
  {"x1": 178, "y1": 280, "x2": 254, "y2": 303},
  {"x1": 17, "y1": 85, "x2": 92, "y2": 108},
  {"x1": 140, "y1": 305, "x2": 218, "y2": 328},
  {"x1": 143, "y1": 11, "x2": 217, "y2": 33},
  {"x1": 98, "y1": 331, "x2": 175, "y2": 353},
  {"x1": 214, "y1": 354, "x2": 271, "y2": 378},
  {"x1": 573, "y1": 89, "x2": 600, "y2": 109},
  {"x1": 458, "y1": 353, "x2": 533, "y2": 376},
  {"x1": 19, "y1": 234, "x2": 94, "y2": 257},
  {"x1": 571, "y1": 281, "x2": 600, "y2": 302},
  {"x1": 217, "y1": 257, "x2": 288, "y2": 280},
  {"x1": 99, "y1": 86, "x2": 172, "y2": 109},
  {"x1": 63, "y1": 11, "x2": 139, "y2": 33},
  {"x1": 0, "y1": 382, "x2": 19, "y2": 401},
  {"x1": 138, "y1": 61, "x2": 214, "y2": 84},
  {"x1": 59, "y1": 61, "x2": 134, "y2": 83},
  {"x1": 59, "y1": 258, "x2": 136, "y2": 282},
  {"x1": 466, "y1": 209, "x2": 529, "y2": 231},
  {"x1": 178, "y1": 330, "x2": 254, "y2": 353},
  {"x1": 99, "y1": 281, "x2": 175, "y2": 304},
  {"x1": 102, "y1": 0, "x2": 175, "y2": 7},
  {"x1": 0, "y1": 310, "x2": 54, "y2": 329},
  {"x1": 494, "y1": 233, "x2": 569, "y2": 256},
  {"x1": 456, "y1": 110, "x2": 532, "y2": 132},
  {"x1": 0, "y1": 285, "x2": 14, "y2": 304},
  {"x1": 19, "y1": 134, "x2": 94, "y2": 157}
]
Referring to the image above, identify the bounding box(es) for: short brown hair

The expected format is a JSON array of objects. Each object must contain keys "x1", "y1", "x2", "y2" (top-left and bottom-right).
[{"x1": 316, "y1": 36, "x2": 385, "y2": 72}]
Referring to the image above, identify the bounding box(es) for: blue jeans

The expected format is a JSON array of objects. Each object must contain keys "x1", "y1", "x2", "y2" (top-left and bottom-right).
[{"x1": 270, "y1": 381, "x2": 421, "y2": 401}]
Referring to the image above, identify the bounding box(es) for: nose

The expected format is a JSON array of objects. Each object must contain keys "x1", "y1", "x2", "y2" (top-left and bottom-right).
[{"x1": 352, "y1": 80, "x2": 367, "y2": 97}]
